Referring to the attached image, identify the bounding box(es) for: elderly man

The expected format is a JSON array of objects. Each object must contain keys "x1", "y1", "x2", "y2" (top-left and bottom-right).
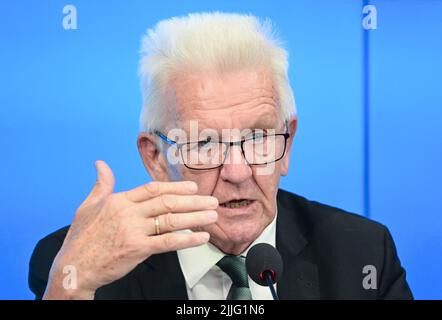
[{"x1": 29, "y1": 12, "x2": 412, "y2": 300}]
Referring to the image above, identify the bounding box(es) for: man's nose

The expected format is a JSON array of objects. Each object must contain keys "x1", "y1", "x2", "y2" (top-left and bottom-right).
[{"x1": 219, "y1": 144, "x2": 252, "y2": 184}]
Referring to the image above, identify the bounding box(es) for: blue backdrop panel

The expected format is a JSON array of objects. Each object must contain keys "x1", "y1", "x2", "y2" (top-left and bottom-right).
[{"x1": 369, "y1": 0, "x2": 442, "y2": 299}]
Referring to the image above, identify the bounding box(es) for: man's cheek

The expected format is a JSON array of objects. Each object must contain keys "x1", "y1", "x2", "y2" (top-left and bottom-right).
[{"x1": 189, "y1": 174, "x2": 219, "y2": 195}]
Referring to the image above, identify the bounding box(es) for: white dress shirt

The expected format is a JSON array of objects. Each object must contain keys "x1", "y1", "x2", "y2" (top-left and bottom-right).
[{"x1": 177, "y1": 210, "x2": 277, "y2": 300}]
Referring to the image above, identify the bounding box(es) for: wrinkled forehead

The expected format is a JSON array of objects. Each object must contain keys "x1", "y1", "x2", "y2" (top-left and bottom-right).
[{"x1": 166, "y1": 68, "x2": 283, "y2": 134}]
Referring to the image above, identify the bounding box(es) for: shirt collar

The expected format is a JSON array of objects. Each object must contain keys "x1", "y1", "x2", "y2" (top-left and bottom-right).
[{"x1": 177, "y1": 209, "x2": 277, "y2": 289}]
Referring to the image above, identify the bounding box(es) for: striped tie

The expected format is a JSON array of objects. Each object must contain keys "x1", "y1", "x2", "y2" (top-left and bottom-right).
[{"x1": 216, "y1": 255, "x2": 253, "y2": 300}]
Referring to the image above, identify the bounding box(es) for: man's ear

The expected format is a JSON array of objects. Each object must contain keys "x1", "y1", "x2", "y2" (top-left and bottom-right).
[
  {"x1": 281, "y1": 116, "x2": 297, "y2": 176},
  {"x1": 137, "y1": 133, "x2": 169, "y2": 181}
]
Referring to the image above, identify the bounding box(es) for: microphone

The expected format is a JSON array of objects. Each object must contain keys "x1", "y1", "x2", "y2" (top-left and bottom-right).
[{"x1": 245, "y1": 243, "x2": 283, "y2": 300}]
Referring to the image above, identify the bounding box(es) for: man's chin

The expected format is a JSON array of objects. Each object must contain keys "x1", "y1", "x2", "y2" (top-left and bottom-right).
[{"x1": 207, "y1": 226, "x2": 263, "y2": 254}]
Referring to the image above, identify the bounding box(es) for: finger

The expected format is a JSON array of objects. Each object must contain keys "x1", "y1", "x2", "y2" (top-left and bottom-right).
[
  {"x1": 124, "y1": 180, "x2": 198, "y2": 202},
  {"x1": 147, "y1": 231, "x2": 210, "y2": 254},
  {"x1": 147, "y1": 210, "x2": 218, "y2": 235},
  {"x1": 133, "y1": 194, "x2": 219, "y2": 217},
  {"x1": 87, "y1": 160, "x2": 115, "y2": 201}
]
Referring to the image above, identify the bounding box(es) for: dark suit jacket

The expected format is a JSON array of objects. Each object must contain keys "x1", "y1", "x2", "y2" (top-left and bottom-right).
[{"x1": 29, "y1": 189, "x2": 413, "y2": 299}]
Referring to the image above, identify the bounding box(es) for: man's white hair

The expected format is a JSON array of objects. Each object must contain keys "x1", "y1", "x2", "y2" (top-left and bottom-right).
[{"x1": 138, "y1": 12, "x2": 296, "y2": 132}]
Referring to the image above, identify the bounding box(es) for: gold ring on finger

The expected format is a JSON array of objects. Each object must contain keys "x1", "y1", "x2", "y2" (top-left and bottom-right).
[{"x1": 154, "y1": 217, "x2": 161, "y2": 235}]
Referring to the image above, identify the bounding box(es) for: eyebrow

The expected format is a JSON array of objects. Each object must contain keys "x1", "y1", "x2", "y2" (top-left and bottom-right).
[
  {"x1": 249, "y1": 116, "x2": 277, "y2": 129},
  {"x1": 195, "y1": 121, "x2": 277, "y2": 136}
]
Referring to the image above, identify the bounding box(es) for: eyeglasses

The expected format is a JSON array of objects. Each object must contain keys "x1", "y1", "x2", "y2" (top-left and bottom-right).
[{"x1": 153, "y1": 124, "x2": 290, "y2": 170}]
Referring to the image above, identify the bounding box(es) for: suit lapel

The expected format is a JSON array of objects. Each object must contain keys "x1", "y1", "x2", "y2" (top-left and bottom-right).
[
  {"x1": 276, "y1": 190, "x2": 320, "y2": 299},
  {"x1": 140, "y1": 251, "x2": 189, "y2": 299}
]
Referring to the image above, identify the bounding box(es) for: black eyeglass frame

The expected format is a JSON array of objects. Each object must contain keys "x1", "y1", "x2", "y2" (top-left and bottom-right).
[{"x1": 153, "y1": 122, "x2": 290, "y2": 170}]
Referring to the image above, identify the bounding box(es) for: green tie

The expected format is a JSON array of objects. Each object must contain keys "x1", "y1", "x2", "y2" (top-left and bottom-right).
[{"x1": 216, "y1": 255, "x2": 253, "y2": 300}]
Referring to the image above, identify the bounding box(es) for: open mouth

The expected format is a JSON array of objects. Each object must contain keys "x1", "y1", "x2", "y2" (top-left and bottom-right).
[{"x1": 220, "y1": 199, "x2": 253, "y2": 209}]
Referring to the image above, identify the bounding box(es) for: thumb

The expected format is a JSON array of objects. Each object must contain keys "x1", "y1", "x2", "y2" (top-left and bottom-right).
[{"x1": 89, "y1": 160, "x2": 115, "y2": 200}]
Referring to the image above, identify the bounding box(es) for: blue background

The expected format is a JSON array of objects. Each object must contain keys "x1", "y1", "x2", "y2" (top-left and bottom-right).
[{"x1": 0, "y1": 0, "x2": 441, "y2": 299}]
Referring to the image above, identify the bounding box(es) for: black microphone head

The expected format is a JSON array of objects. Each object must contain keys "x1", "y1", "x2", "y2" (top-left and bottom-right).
[{"x1": 246, "y1": 243, "x2": 283, "y2": 286}]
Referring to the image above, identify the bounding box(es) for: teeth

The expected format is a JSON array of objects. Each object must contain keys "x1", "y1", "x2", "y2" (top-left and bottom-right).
[{"x1": 221, "y1": 199, "x2": 251, "y2": 208}]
